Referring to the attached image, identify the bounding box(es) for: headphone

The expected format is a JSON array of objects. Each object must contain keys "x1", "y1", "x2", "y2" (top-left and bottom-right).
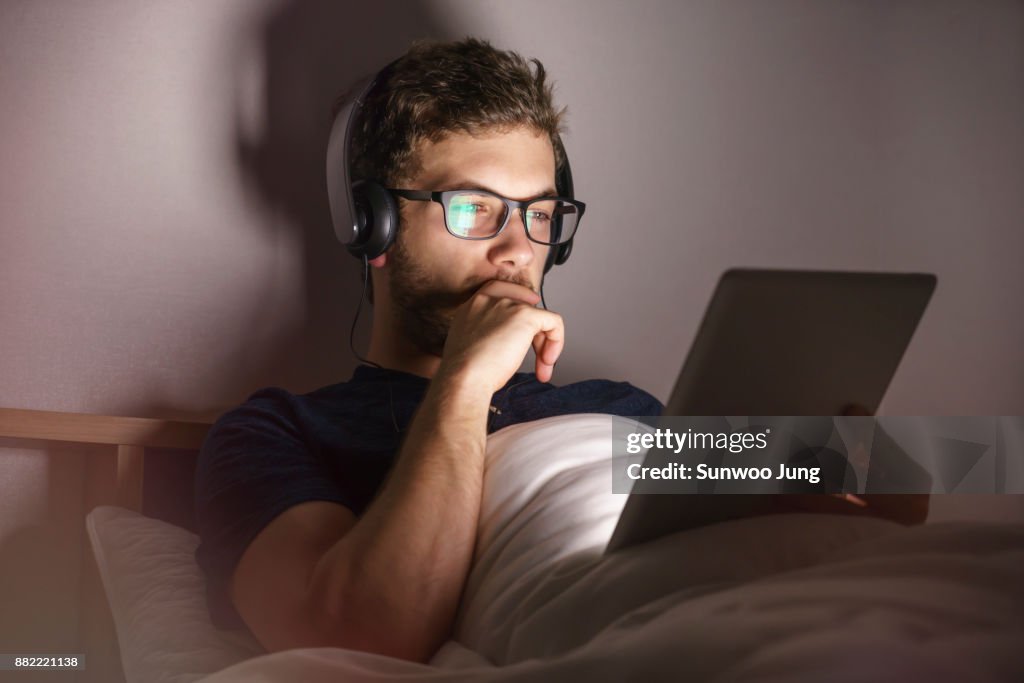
[{"x1": 326, "y1": 60, "x2": 575, "y2": 274}]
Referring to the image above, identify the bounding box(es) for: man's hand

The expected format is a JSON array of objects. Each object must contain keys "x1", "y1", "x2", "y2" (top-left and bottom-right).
[
  {"x1": 438, "y1": 279, "x2": 564, "y2": 391},
  {"x1": 771, "y1": 492, "x2": 929, "y2": 525},
  {"x1": 773, "y1": 404, "x2": 930, "y2": 525}
]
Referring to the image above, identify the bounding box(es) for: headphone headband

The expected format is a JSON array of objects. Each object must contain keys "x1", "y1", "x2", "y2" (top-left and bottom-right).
[{"x1": 326, "y1": 72, "x2": 381, "y2": 248}]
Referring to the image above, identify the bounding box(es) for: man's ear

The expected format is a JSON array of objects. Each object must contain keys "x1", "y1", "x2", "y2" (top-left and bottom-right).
[{"x1": 368, "y1": 253, "x2": 388, "y2": 268}]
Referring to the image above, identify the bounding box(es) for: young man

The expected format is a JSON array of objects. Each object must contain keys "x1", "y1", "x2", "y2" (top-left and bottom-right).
[
  {"x1": 194, "y1": 38, "x2": 662, "y2": 663},
  {"x1": 195, "y1": 37, "x2": 928, "y2": 666}
]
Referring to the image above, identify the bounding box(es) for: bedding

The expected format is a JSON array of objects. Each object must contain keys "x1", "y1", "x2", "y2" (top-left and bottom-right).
[
  {"x1": 89, "y1": 414, "x2": 1024, "y2": 682},
  {"x1": 86, "y1": 506, "x2": 263, "y2": 683}
]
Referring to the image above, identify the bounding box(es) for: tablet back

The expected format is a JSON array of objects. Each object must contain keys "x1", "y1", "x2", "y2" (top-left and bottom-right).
[
  {"x1": 664, "y1": 269, "x2": 936, "y2": 416},
  {"x1": 606, "y1": 268, "x2": 936, "y2": 553}
]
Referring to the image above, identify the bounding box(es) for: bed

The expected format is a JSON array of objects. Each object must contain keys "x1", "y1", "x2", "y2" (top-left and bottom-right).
[
  {"x1": 0, "y1": 406, "x2": 211, "y2": 683},
  {"x1": 2, "y1": 408, "x2": 1023, "y2": 683}
]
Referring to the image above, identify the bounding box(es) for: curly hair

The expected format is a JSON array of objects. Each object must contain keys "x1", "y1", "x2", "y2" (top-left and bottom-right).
[{"x1": 346, "y1": 37, "x2": 567, "y2": 187}]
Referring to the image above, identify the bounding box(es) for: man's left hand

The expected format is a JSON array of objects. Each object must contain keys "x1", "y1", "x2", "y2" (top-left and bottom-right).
[{"x1": 773, "y1": 404, "x2": 930, "y2": 525}]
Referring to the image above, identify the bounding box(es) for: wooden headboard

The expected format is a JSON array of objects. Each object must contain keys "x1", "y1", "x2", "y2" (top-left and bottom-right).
[{"x1": 0, "y1": 406, "x2": 213, "y2": 683}]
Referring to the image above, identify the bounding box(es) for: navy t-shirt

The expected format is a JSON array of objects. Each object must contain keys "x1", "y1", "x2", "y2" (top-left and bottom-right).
[{"x1": 194, "y1": 365, "x2": 662, "y2": 629}]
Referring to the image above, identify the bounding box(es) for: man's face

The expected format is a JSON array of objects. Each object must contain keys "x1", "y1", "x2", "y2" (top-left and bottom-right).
[{"x1": 385, "y1": 126, "x2": 556, "y2": 356}]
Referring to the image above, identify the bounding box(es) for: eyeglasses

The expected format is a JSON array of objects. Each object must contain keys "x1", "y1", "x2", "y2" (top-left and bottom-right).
[{"x1": 388, "y1": 188, "x2": 585, "y2": 246}]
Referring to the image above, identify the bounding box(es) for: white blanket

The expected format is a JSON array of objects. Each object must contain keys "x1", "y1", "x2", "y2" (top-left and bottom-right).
[{"x1": 198, "y1": 414, "x2": 1024, "y2": 682}]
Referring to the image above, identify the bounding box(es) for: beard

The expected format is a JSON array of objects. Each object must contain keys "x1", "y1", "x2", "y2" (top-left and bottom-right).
[{"x1": 387, "y1": 234, "x2": 537, "y2": 357}]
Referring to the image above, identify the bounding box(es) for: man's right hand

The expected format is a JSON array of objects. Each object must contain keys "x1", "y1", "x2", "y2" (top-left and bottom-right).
[{"x1": 437, "y1": 279, "x2": 565, "y2": 392}]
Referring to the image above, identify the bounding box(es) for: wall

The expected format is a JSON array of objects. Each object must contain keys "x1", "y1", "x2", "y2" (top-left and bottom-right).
[
  {"x1": 3, "y1": 0, "x2": 1022, "y2": 416},
  {"x1": 1, "y1": 0, "x2": 1022, "y2": 656}
]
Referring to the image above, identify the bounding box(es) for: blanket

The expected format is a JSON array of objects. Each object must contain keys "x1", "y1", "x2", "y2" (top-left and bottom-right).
[{"x1": 197, "y1": 414, "x2": 1024, "y2": 682}]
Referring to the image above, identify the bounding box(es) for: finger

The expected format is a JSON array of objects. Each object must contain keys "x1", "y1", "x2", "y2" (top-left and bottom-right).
[
  {"x1": 831, "y1": 492, "x2": 868, "y2": 507},
  {"x1": 531, "y1": 311, "x2": 564, "y2": 366},
  {"x1": 531, "y1": 329, "x2": 554, "y2": 382},
  {"x1": 535, "y1": 333, "x2": 564, "y2": 383},
  {"x1": 859, "y1": 494, "x2": 930, "y2": 525},
  {"x1": 780, "y1": 494, "x2": 871, "y2": 517},
  {"x1": 535, "y1": 358, "x2": 553, "y2": 383},
  {"x1": 532, "y1": 332, "x2": 549, "y2": 381},
  {"x1": 474, "y1": 279, "x2": 542, "y2": 306},
  {"x1": 531, "y1": 331, "x2": 545, "y2": 359},
  {"x1": 529, "y1": 312, "x2": 564, "y2": 382},
  {"x1": 538, "y1": 332, "x2": 564, "y2": 367}
]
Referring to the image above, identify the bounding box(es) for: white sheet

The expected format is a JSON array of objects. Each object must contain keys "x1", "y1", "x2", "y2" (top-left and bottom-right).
[{"x1": 197, "y1": 414, "x2": 1024, "y2": 683}]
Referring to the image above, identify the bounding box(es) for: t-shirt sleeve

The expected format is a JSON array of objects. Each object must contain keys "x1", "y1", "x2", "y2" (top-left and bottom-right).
[{"x1": 193, "y1": 387, "x2": 351, "y2": 629}]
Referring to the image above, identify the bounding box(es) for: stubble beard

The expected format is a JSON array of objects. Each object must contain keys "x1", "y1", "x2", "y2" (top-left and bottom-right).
[{"x1": 387, "y1": 233, "x2": 537, "y2": 357}]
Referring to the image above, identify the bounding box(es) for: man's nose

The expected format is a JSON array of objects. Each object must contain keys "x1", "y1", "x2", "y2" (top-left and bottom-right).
[{"x1": 488, "y1": 209, "x2": 535, "y2": 269}]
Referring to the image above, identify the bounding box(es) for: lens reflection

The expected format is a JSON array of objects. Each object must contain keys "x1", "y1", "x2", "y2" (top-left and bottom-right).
[{"x1": 444, "y1": 192, "x2": 579, "y2": 244}]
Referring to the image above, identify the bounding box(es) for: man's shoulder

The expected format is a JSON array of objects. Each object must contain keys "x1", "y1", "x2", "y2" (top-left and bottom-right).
[
  {"x1": 199, "y1": 382, "x2": 350, "y2": 458},
  {"x1": 210, "y1": 378, "x2": 363, "y2": 428},
  {"x1": 201, "y1": 372, "x2": 413, "y2": 461}
]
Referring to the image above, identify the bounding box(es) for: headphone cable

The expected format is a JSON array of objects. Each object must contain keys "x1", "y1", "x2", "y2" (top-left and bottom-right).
[
  {"x1": 349, "y1": 255, "x2": 382, "y2": 370},
  {"x1": 347, "y1": 257, "x2": 402, "y2": 433}
]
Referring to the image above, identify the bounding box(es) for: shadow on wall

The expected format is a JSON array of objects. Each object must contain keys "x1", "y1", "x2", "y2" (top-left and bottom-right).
[{"x1": 228, "y1": 0, "x2": 451, "y2": 398}]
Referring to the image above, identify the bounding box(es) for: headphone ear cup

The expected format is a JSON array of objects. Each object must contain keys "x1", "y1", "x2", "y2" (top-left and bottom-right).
[
  {"x1": 544, "y1": 238, "x2": 573, "y2": 273},
  {"x1": 543, "y1": 245, "x2": 557, "y2": 274},
  {"x1": 544, "y1": 138, "x2": 575, "y2": 274},
  {"x1": 543, "y1": 239, "x2": 570, "y2": 274},
  {"x1": 555, "y1": 238, "x2": 573, "y2": 266},
  {"x1": 349, "y1": 180, "x2": 398, "y2": 259}
]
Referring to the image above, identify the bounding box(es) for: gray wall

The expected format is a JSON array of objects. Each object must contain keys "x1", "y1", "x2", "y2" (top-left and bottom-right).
[{"x1": 2, "y1": 0, "x2": 1022, "y2": 494}]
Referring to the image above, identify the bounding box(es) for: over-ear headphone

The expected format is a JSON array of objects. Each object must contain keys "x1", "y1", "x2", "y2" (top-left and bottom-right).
[{"x1": 326, "y1": 60, "x2": 575, "y2": 274}]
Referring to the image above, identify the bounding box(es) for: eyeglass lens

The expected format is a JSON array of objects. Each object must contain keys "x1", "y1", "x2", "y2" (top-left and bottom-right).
[{"x1": 445, "y1": 192, "x2": 579, "y2": 245}]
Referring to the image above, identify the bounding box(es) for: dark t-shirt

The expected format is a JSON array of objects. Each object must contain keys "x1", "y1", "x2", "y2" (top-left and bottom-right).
[{"x1": 194, "y1": 365, "x2": 662, "y2": 629}]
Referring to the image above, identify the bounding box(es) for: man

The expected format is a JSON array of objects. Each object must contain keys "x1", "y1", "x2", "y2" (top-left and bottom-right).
[
  {"x1": 194, "y1": 38, "x2": 662, "y2": 663},
  {"x1": 195, "y1": 37, "x2": 927, "y2": 666}
]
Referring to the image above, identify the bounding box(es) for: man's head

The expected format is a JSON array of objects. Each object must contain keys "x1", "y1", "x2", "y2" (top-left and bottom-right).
[
  {"x1": 348, "y1": 38, "x2": 569, "y2": 358},
  {"x1": 349, "y1": 37, "x2": 566, "y2": 192}
]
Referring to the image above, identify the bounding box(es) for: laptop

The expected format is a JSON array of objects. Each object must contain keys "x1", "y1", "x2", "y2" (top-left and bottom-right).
[{"x1": 605, "y1": 268, "x2": 936, "y2": 552}]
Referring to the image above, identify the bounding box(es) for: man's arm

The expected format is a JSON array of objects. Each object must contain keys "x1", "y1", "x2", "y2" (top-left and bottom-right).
[{"x1": 229, "y1": 281, "x2": 563, "y2": 661}]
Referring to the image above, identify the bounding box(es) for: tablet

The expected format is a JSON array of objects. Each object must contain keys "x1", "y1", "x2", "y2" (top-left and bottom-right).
[
  {"x1": 606, "y1": 268, "x2": 936, "y2": 552},
  {"x1": 663, "y1": 268, "x2": 937, "y2": 416}
]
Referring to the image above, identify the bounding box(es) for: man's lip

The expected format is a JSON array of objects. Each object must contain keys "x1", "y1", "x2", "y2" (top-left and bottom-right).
[{"x1": 477, "y1": 275, "x2": 537, "y2": 293}]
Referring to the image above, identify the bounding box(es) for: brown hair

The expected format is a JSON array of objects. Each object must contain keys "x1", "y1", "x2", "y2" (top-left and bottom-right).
[{"x1": 347, "y1": 38, "x2": 567, "y2": 187}]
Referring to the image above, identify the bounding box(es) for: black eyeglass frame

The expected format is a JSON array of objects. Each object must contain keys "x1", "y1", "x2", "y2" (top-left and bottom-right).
[{"x1": 387, "y1": 188, "x2": 586, "y2": 246}]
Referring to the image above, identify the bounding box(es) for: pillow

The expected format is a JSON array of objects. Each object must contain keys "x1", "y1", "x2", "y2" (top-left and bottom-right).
[
  {"x1": 85, "y1": 506, "x2": 263, "y2": 683},
  {"x1": 452, "y1": 414, "x2": 904, "y2": 663},
  {"x1": 455, "y1": 414, "x2": 636, "y2": 652}
]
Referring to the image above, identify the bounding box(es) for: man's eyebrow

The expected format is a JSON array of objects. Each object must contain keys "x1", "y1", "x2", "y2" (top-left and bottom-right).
[{"x1": 438, "y1": 179, "x2": 560, "y2": 199}]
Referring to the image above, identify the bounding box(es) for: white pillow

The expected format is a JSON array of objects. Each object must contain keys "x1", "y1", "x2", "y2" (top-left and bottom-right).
[
  {"x1": 85, "y1": 506, "x2": 263, "y2": 683},
  {"x1": 453, "y1": 414, "x2": 903, "y2": 663},
  {"x1": 455, "y1": 414, "x2": 634, "y2": 653}
]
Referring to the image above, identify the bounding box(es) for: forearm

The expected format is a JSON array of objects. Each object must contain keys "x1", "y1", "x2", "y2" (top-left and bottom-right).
[{"x1": 306, "y1": 372, "x2": 490, "y2": 660}]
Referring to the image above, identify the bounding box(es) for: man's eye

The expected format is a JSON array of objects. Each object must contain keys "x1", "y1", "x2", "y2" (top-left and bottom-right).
[{"x1": 453, "y1": 203, "x2": 489, "y2": 214}]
